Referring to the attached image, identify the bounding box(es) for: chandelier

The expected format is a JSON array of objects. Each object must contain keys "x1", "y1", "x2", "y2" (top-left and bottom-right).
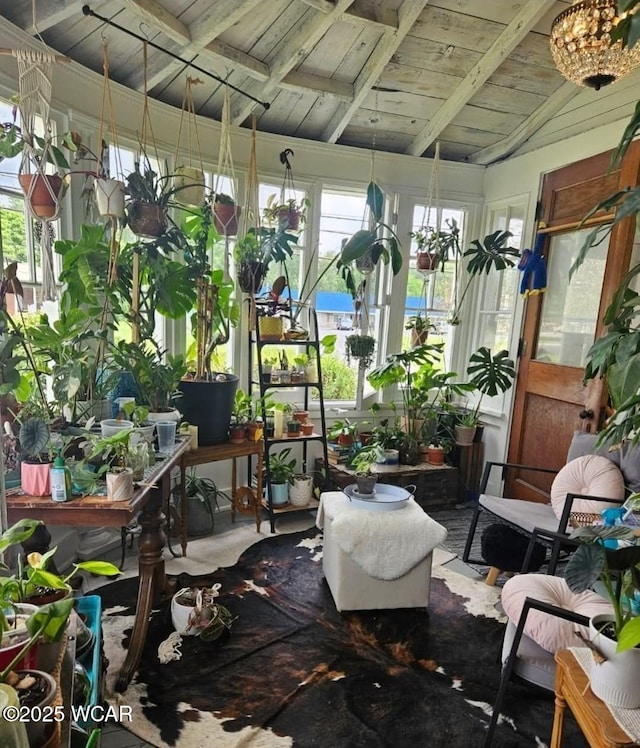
[{"x1": 550, "y1": 0, "x2": 640, "y2": 90}]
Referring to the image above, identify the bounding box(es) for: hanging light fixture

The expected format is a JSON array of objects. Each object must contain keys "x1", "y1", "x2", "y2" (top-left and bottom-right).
[{"x1": 550, "y1": 0, "x2": 640, "y2": 90}]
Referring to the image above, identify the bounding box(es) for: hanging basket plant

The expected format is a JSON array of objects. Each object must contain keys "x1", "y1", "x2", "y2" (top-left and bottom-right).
[
  {"x1": 345, "y1": 334, "x2": 376, "y2": 369},
  {"x1": 18, "y1": 174, "x2": 66, "y2": 219},
  {"x1": 213, "y1": 194, "x2": 241, "y2": 236}
]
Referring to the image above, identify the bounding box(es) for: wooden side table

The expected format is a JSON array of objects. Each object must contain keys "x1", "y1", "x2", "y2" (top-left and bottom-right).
[
  {"x1": 552, "y1": 649, "x2": 638, "y2": 747},
  {"x1": 178, "y1": 439, "x2": 264, "y2": 555}
]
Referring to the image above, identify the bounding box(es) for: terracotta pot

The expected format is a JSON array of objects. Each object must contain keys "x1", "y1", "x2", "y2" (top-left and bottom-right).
[
  {"x1": 417, "y1": 252, "x2": 438, "y2": 271},
  {"x1": 301, "y1": 422, "x2": 314, "y2": 436},
  {"x1": 213, "y1": 202, "x2": 241, "y2": 235},
  {"x1": 427, "y1": 446, "x2": 445, "y2": 465},
  {"x1": 293, "y1": 409, "x2": 309, "y2": 424},
  {"x1": 278, "y1": 208, "x2": 300, "y2": 231},
  {"x1": 127, "y1": 201, "x2": 167, "y2": 237},
  {"x1": 20, "y1": 461, "x2": 52, "y2": 497},
  {"x1": 337, "y1": 434, "x2": 353, "y2": 447},
  {"x1": 411, "y1": 329, "x2": 429, "y2": 347},
  {"x1": 246, "y1": 421, "x2": 261, "y2": 441},
  {"x1": 229, "y1": 425, "x2": 246, "y2": 444},
  {"x1": 94, "y1": 177, "x2": 125, "y2": 217},
  {"x1": 18, "y1": 174, "x2": 65, "y2": 219}
]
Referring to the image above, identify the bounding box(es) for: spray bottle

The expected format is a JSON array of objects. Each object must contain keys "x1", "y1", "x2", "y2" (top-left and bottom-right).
[{"x1": 50, "y1": 451, "x2": 71, "y2": 502}]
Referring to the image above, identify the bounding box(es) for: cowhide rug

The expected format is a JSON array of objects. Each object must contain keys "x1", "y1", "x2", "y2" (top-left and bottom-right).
[{"x1": 98, "y1": 528, "x2": 583, "y2": 748}]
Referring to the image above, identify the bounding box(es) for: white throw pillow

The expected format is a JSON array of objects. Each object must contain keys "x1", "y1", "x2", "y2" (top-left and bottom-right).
[{"x1": 550, "y1": 454, "x2": 625, "y2": 519}]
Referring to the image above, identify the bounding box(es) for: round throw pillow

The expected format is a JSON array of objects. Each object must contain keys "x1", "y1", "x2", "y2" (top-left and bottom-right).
[
  {"x1": 549, "y1": 454, "x2": 625, "y2": 519},
  {"x1": 502, "y1": 574, "x2": 613, "y2": 653}
]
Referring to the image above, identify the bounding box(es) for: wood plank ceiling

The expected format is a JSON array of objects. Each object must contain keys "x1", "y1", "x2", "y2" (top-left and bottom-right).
[{"x1": 0, "y1": 0, "x2": 634, "y2": 165}]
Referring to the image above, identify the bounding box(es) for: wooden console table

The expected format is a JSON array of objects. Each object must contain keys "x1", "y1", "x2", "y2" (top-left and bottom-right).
[
  {"x1": 177, "y1": 439, "x2": 263, "y2": 555},
  {"x1": 552, "y1": 649, "x2": 638, "y2": 747},
  {"x1": 6, "y1": 436, "x2": 191, "y2": 693}
]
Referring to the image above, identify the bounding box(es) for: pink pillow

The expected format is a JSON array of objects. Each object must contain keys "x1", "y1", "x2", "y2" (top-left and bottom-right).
[
  {"x1": 502, "y1": 574, "x2": 613, "y2": 652},
  {"x1": 550, "y1": 454, "x2": 624, "y2": 519}
]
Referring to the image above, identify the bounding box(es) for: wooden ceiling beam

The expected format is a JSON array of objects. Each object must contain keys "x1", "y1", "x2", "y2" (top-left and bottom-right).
[
  {"x1": 124, "y1": 0, "x2": 263, "y2": 91},
  {"x1": 11, "y1": 0, "x2": 91, "y2": 33},
  {"x1": 230, "y1": 0, "x2": 356, "y2": 124},
  {"x1": 406, "y1": 0, "x2": 558, "y2": 157},
  {"x1": 282, "y1": 71, "x2": 354, "y2": 101},
  {"x1": 468, "y1": 81, "x2": 579, "y2": 165},
  {"x1": 298, "y1": 0, "x2": 398, "y2": 31},
  {"x1": 321, "y1": 0, "x2": 430, "y2": 144}
]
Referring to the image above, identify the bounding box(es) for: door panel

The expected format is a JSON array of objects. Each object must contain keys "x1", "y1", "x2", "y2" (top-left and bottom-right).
[{"x1": 506, "y1": 142, "x2": 640, "y2": 502}]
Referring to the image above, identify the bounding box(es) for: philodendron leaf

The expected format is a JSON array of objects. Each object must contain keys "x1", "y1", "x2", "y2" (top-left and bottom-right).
[
  {"x1": 0, "y1": 518, "x2": 41, "y2": 554},
  {"x1": 565, "y1": 543, "x2": 605, "y2": 594},
  {"x1": 74, "y1": 560, "x2": 122, "y2": 577},
  {"x1": 366, "y1": 182, "x2": 384, "y2": 222},
  {"x1": 617, "y1": 617, "x2": 640, "y2": 653},
  {"x1": 340, "y1": 230, "x2": 376, "y2": 264}
]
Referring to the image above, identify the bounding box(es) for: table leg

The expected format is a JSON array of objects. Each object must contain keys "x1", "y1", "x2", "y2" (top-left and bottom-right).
[
  {"x1": 116, "y1": 489, "x2": 166, "y2": 692},
  {"x1": 550, "y1": 690, "x2": 566, "y2": 748},
  {"x1": 231, "y1": 457, "x2": 237, "y2": 524},
  {"x1": 180, "y1": 463, "x2": 188, "y2": 557}
]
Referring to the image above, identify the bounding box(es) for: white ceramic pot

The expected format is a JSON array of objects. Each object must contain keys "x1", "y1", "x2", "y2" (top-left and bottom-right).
[
  {"x1": 94, "y1": 178, "x2": 125, "y2": 217},
  {"x1": 146, "y1": 409, "x2": 182, "y2": 424},
  {"x1": 589, "y1": 614, "x2": 640, "y2": 708},
  {"x1": 455, "y1": 425, "x2": 476, "y2": 446},
  {"x1": 171, "y1": 588, "x2": 201, "y2": 636},
  {"x1": 289, "y1": 475, "x2": 313, "y2": 506},
  {"x1": 106, "y1": 468, "x2": 134, "y2": 502},
  {"x1": 173, "y1": 166, "x2": 205, "y2": 206}
]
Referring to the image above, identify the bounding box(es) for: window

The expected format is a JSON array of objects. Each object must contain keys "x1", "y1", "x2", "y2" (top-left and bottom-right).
[{"x1": 404, "y1": 203, "x2": 467, "y2": 369}]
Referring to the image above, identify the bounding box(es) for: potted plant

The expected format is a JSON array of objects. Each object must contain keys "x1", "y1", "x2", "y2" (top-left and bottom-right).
[
  {"x1": 286, "y1": 418, "x2": 301, "y2": 438},
  {"x1": 171, "y1": 584, "x2": 233, "y2": 640},
  {"x1": 448, "y1": 226, "x2": 519, "y2": 325},
  {"x1": 267, "y1": 448, "x2": 296, "y2": 506},
  {"x1": 178, "y1": 208, "x2": 241, "y2": 445},
  {"x1": 405, "y1": 314, "x2": 435, "y2": 347},
  {"x1": 339, "y1": 181, "x2": 403, "y2": 297},
  {"x1": 263, "y1": 194, "x2": 310, "y2": 232},
  {"x1": 289, "y1": 465, "x2": 314, "y2": 507},
  {"x1": 212, "y1": 192, "x2": 241, "y2": 236},
  {"x1": 171, "y1": 470, "x2": 226, "y2": 538},
  {"x1": 173, "y1": 164, "x2": 205, "y2": 207},
  {"x1": 0, "y1": 118, "x2": 77, "y2": 218},
  {"x1": 350, "y1": 444, "x2": 385, "y2": 495},
  {"x1": 410, "y1": 219, "x2": 459, "y2": 272},
  {"x1": 85, "y1": 426, "x2": 135, "y2": 501},
  {"x1": 18, "y1": 417, "x2": 52, "y2": 497},
  {"x1": 565, "y1": 523, "x2": 640, "y2": 708},
  {"x1": 453, "y1": 409, "x2": 478, "y2": 446},
  {"x1": 327, "y1": 418, "x2": 358, "y2": 447},
  {"x1": 345, "y1": 334, "x2": 376, "y2": 369}
]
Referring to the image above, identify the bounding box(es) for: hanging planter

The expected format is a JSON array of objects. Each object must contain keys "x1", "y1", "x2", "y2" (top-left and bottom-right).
[
  {"x1": 416, "y1": 251, "x2": 439, "y2": 271},
  {"x1": 237, "y1": 259, "x2": 265, "y2": 294},
  {"x1": 174, "y1": 166, "x2": 205, "y2": 206},
  {"x1": 127, "y1": 200, "x2": 167, "y2": 238},
  {"x1": 213, "y1": 198, "x2": 241, "y2": 236},
  {"x1": 18, "y1": 174, "x2": 65, "y2": 219},
  {"x1": 94, "y1": 177, "x2": 125, "y2": 217},
  {"x1": 355, "y1": 246, "x2": 376, "y2": 274},
  {"x1": 345, "y1": 334, "x2": 376, "y2": 369}
]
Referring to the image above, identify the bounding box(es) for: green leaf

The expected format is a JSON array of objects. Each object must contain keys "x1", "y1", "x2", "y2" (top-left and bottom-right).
[
  {"x1": 0, "y1": 519, "x2": 41, "y2": 555},
  {"x1": 366, "y1": 182, "x2": 384, "y2": 222},
  {"x1": 463, "y1": 230, "x2": 518, "y2": 275},
  {"x1": 617, "y1": 617, "x2": 640, "y2": 653},
  {"x1": 74, "y1": 560, "x2": 122, "y2": 577},
  {"x1": 340, "y1": 230, "x2": 376, "y2": 264},
  {"x1": 466, "y1": 347, "x2": 516, "y2": 397},
  {"x1": 565, "y1": 543, "x2": 605, "y2": 593}
]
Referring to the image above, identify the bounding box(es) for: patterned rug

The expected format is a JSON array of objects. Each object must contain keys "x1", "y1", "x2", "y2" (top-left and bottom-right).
[{"x1": 98, "y1": 528, "x2": 583, "y2": 748}]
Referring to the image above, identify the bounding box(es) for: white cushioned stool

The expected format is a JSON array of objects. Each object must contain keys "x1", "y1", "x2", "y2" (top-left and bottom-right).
[{"x1": 316, "y1": 491, "x2": 447, "y2": 612}]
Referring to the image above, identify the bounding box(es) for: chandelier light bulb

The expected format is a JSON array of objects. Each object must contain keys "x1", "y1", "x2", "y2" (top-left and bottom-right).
[{"x1": 550, "y1": 0, "x2": 640, "y2": 90}]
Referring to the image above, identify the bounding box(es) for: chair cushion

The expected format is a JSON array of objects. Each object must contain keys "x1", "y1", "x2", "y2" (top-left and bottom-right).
[
  {"x1": 479, "y1": 495, "x2": 558, "y2": 534},
  {"x1": 501, "y1": 574, "x2": 612, "y2": 653},
  {"x1": 549, "y1": 454, "x2": 625, "y2": 519}
]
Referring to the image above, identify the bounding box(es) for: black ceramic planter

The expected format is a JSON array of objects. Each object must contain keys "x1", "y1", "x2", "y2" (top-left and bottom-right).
[{"x1": 178, "y1": 375, "x2": 239, "y2": 445}]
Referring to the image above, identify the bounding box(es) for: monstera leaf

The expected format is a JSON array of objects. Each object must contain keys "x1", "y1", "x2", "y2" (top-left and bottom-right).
[{"x1": 467, "y1": 347, "x2": 516, "y2": 397}]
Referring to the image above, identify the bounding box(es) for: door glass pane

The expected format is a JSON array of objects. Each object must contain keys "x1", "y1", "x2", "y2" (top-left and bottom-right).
[{"x1": 535, "y1": 228, "x2": 608, "y2": 367}]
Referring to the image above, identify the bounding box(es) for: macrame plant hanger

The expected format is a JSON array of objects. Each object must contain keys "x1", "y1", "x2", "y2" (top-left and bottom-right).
[
  {"x1": 13, "y1": 6, "x2": 68, "y2": 301},
  {"x1": 241, "y1": 115, "x2": 262, "y2": 330},
  {"x1": 214, "y1": 82, "x2": 240, "y2": 279},
  {"x1": 173, "y1": 76, "x2": 205, "y2": 207},
  {"x1": 416, "y1": 141, "x2": 442, "y2": 323},
  {"x1": 131, "y1": 37, "x2": 163, "y2": 344}
]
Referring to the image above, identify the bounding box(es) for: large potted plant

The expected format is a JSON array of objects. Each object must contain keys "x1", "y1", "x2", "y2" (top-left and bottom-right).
[
  {"x1": 565, "y1": 523, "x2": 640, "y2": 708},
  {"x1": 178, "y1": 207, "x2": 241, "y2": 444}
]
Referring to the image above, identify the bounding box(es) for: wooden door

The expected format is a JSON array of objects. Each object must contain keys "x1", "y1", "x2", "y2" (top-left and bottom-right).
[{"x1": 506, "y1": 143, "x2": 640, "y2": 502}]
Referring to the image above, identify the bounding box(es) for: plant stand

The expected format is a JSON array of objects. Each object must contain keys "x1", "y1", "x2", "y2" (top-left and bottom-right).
[{"x1": 176, "y1": 440, "x2": 264, "y2": 556}]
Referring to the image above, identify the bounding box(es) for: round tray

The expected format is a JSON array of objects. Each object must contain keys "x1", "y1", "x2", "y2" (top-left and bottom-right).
[{"x1": 343, "y1": 483, "x2": 414, "y2": 512}]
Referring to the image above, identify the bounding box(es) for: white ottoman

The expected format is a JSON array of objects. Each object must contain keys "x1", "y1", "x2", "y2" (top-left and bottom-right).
[{"x1": 316, "y1": 491, "x2": 447, "y2": 612}]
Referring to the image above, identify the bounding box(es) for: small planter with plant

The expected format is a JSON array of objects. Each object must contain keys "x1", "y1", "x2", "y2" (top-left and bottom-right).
[
  {"x1": 85, "y1": 426, "x2": 135, "y2": 501},
  {"x1": 328, "y1": 418, "x2": 358, "y2": 447},
  {"x1": 565, "y1": 523, "x2": 640, "y2": 708},
  {"x1": 171, "y1": 583, "x2": 233, "y2": 641},
  {"x1": 349, "y1": 445, "x2": 386, "y2": 495},
  {"x1": 171, "y1": 471, "x2": 228, "y2": 538},
  {"x1": 345, "y1": 334, "x2": 376, "y2": 369},
  {"x1": 410, "y1": 219, "x2": 459, "y2": 272},
  {"x1": 18, "y1": 417, "x2": 53, "y2": 497},
  {"x1": 266, "y1": 448, "x2": 296, "y2": 507},
  {"x1": 405, "y1": 314, "x2": 436, "y2": 347},
  {"x1": 263, "y1": 194, "x2": 310, "y2": 232},
  {"x1": 289, "y1": 464, "x2": 314, "y2": 507}
]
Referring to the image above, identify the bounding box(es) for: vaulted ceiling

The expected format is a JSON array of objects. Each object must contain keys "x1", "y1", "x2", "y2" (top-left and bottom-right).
[{"x1": 0, "y1": 0, "x2": 637, "y2": 165}]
